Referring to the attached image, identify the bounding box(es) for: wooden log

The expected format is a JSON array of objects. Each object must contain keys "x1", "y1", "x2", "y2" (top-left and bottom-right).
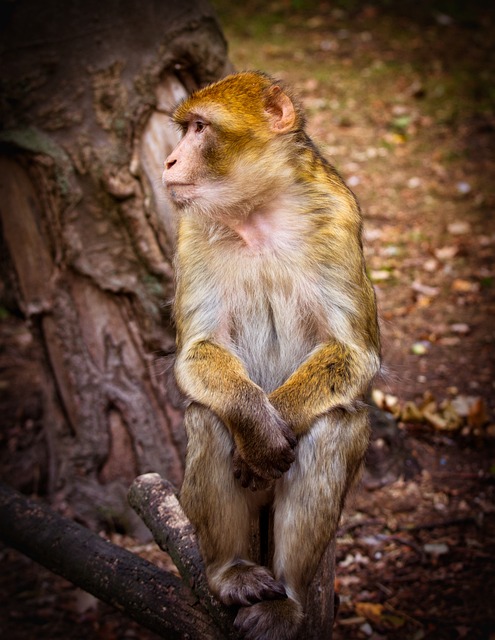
[
  {"x1": 128, "y1": 473, "x2": 238, "y2": 638},
  {"x1": 0, "y1": 481, "x2": 225, "y2": 640}
]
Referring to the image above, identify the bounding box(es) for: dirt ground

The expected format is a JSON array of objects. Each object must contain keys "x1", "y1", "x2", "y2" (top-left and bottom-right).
[{"x1": 1, "y1": 1, "x2": 494, "y2": 639}]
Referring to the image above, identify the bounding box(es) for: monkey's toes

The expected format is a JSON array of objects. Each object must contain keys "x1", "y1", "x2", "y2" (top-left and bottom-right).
[
  {"x1": 234, "y1": 597, "x2": 303, "y2": 640},
  {"x1": 217, "y1": 562, "x2": 287, "y2": 607}
]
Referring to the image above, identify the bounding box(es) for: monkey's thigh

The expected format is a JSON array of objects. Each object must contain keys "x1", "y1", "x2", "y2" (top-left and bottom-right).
[
  {"x1": 272, "y1": 407, "x2": 370, "y2": 593},
  {"x1": 180, "y1": 403, "x2": 252, "y2": 565}
]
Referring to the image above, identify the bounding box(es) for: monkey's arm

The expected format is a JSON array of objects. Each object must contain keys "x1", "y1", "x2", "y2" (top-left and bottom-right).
[
  {"x1": 175, "y1": 339, "x2": 296, "y2": 480},
  {"x1": 269, "y1": 339, "x2": 380, "y2": 438}
]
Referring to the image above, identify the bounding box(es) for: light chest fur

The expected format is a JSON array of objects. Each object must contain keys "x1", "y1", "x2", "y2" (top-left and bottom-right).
[{"x1": 179, "y1": 201, "x2": 330, "y2": 393}]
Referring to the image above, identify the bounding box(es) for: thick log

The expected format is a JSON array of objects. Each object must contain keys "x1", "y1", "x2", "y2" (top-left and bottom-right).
[{"x1": 0, "y1": 481, "x2": 225, "y2": 640}]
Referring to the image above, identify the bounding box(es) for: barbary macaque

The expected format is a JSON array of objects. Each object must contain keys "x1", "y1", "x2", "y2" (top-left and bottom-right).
[{"x1": 163, "y1": 71, "x2": 380, "y2": 640}]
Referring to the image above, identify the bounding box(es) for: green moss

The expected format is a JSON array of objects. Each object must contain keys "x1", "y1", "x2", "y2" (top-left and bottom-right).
[{"x1": 0, "y1": 127, "x2": 80, "y2": 205}]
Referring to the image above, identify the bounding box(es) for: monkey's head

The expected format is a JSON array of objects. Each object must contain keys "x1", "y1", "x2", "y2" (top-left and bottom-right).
[{"x1": 162, "y1": 71, "x2": 305, "y2": 222}]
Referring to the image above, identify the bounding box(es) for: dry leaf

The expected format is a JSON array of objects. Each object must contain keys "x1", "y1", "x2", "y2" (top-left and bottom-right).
[
  {"x1": 435, "y1": 246, "x2": 458, "y2": 260},
  {"x1": 448, "y1": 221, "x2": 471, "y2": 235},
  {"x1": 452, "y1": 279, "x2": 479, "y2": 293},
  {"x1": 411, "y1": 341, "x2": 430, "y2": 355},
  {"x1": 423, "y1": 408, "x2": 449, "y2": 430},
  {"x1": 371, "y1": 269, "x2": 392, "y2": 281},
  {"x1": 468, "y1": 397, "x2": 489, "y2": 429},
  {"x1": 401, "y1": 401, "x2": 424, "y2": 423},
  {"x1": 355, "y1": 602, "x2": 384, "y2": 624},
  {"x1": 424, "y1": 542, "x2": 449, "y2": 556},
  {"x1": 450, "y1": 395, "x2": 478, "y2": 417},
  {"x1": 412, "y1": 280, "x2": 440, "y2": 297}
]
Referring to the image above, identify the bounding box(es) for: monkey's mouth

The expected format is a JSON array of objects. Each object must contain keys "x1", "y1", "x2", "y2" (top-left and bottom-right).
[
  {"x1": 166, "y1": 182, "x2": 193, "y2": 188},
  {"x1": 166, "y1": 183, "x2": 195, "y2": 202}
]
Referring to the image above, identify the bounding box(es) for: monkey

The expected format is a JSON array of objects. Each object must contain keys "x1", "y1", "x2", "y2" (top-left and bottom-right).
[{"x1": 162, "y1": 71, "x2": 380, "y2": 640}]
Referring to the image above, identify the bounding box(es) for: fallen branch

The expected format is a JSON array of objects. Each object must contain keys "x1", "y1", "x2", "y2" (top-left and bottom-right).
[
  {"x1": 128, "y1": 472, "x2": 238, "y2": 638},
  {"x1": 401, "y1": 516, "x2": 478, "y2": 532},
  {"x1": 1, "y1": 474, "x2": 335, "y2": 639},
  {"x1": 0, "y1": 481, "x2": 225, "y2": 640}
]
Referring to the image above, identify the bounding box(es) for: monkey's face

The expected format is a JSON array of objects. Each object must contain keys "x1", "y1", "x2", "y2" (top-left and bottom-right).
[
  {"x1": 162, "y1": 72, "x2": 301, "y2": 223},
  {"x1": 162, "y1": 106, "x2": 273, "y2": 220},
  {"x1": 162, "y1": 117, "x2": 214, "y2": 208}
]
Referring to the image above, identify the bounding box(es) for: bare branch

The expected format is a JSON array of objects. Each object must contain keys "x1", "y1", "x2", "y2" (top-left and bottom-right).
[
  {"x1": 0, "y1": 481, "x2": 222, "y2": 640},
  {"x1": 128, "y1": 473, "x2": 238, "y2": 639}
]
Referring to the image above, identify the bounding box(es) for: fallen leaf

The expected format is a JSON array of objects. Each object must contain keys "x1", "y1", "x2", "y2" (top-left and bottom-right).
[
  {"x1": 452, "y1": 279, "x2": 479, "y2": 293},
  {"x1": 439, "y1": 336, "x2": 461, "y2": 346},
  {"x1": 401, "y1": 401, "x2": 424, "y2": 422},
  {"x1": 338, "y1": 616, "x2": 367, "y2": 626},
  {"x1": 438, "y1": 400, "x2": 463, "y2": 431},
  {"x1": 450, "y1": 323, "x2": 470, "y2": 334},
  {"x1": 408, "y1": 176, "x2": 422, "y2": 188},
  {"x1": 412, "y1": 280, "x2": 440, "y2": 297},
  {"x1": 423, "y1": 258, "x2": 439, "y2": 272},
  {"x1": 456, "y1": 182, "x2": 471, "y2": 195},
  {"x1": 424, "y1": 542, "x2": 449, "y2": 556},
  {"x1": 448, "y1": 221, "x2": 471, "y2": 235},
  {"x1": 468, "y1": 397, "x2": 489, "y2": 429},
  {"x1": 450, "y1": 395, "x2": 479, "y2": 418},
  {"x1": 355, "y1": 602, "x2": 384, "y2": 624},
  {"x1": 411, "y1": 341, "x2": 430, "y2": 355},
  {"x1": 370, "y1": 269, "x2": 392, "y2": 282},
  {"x1": 435, "y1": 246, "x2": 458, "y2": 261},
  {"x1": 423, "y1": 408, "x2": 449, "y2": 430},
  {"x1": 382, "y1": 612, "x2": 407, "y2": 629}
]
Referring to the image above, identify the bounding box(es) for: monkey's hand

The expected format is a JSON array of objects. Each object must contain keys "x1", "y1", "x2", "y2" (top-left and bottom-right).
[
  {"x1": 232, "y1": 411, "x2": 297, "y2": 487},
  {"x1": 232, "y1": 448, "x2": 273, "y2": 492}
]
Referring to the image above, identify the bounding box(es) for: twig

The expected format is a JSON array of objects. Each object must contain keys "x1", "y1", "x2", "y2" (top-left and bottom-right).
[{"x1": 400, "y1": 516, "x2": 477, "y2": 532}]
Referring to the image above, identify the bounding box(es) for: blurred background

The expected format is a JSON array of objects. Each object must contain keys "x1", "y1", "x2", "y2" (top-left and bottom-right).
[{"x1": 1, "y1": 1, "x2": 494, "y2": 638}]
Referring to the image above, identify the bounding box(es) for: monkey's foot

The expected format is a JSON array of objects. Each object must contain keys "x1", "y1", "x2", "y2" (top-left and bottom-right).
[
  {"x1": 213, "y1": 561, "x2": 287, "y2": 606},
  {"x1": 234, "y1": 597, "x2": 303, "y2": 640}
]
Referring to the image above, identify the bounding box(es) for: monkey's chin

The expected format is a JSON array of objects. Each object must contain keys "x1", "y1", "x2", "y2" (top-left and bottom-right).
[{"x1": 166, "y1": 184, "x2": 197, "y2": 207}]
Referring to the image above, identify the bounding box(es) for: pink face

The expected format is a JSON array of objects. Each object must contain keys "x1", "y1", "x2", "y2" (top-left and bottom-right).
[{"x1": 162, "y1": 118, "x2": 212, "y2": 207}]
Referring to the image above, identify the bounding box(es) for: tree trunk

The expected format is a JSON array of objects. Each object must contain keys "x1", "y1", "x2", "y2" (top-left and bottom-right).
[{"x1": 0, "y1": 0, "x2": 229, "y2": 528}]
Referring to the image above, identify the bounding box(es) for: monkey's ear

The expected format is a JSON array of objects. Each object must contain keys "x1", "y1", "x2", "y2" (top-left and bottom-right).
[{"x1": 264, "y1": 85, "x2": 297, "y2": 134}]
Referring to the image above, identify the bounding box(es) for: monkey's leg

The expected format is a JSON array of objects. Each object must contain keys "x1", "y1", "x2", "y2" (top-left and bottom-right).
[
  {"x1": 235, "y1": 408, "x2": 369, "y2": 640},
  {"x1": 180, "y1": 403, "x2": 287, "y2": 607}
]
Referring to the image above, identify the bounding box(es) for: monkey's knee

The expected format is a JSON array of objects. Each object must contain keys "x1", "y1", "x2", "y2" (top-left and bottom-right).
[
  {"x1": 234, "y1": 597, "x2": 303, "y2": 640},
  {"x1": 209, "y1": 560, "x2": 287, "y2": 607}
]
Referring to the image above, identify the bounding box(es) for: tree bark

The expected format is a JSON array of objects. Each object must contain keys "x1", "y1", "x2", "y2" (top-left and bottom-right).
[{"x1": 0, "y1": 0, "x2": 229, "y2": 528}]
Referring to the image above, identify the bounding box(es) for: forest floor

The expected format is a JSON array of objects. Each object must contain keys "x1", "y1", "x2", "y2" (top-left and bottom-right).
[{"x1": 1, "y1": 1, "x2": 495, "y2": 639}]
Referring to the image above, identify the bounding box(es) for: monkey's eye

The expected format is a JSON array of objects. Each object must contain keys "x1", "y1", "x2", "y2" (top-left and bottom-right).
[{"x1": 193, "y1": 121, "x2": 207, "y2": 134}]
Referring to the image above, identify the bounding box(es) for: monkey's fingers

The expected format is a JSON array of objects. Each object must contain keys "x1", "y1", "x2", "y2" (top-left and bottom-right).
[
  {"x1": 280, "y1": 423, "x2": 297, "y2": 450},
  {"x1": 234, "y1": 452, "x2": 275, "y2": 490},
  {"x1": 217, "y1": 562, "x2": 287, "y2": 607},
  {"x1": 273, "y1": 440, "x2": 296, "y2": 473}
]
